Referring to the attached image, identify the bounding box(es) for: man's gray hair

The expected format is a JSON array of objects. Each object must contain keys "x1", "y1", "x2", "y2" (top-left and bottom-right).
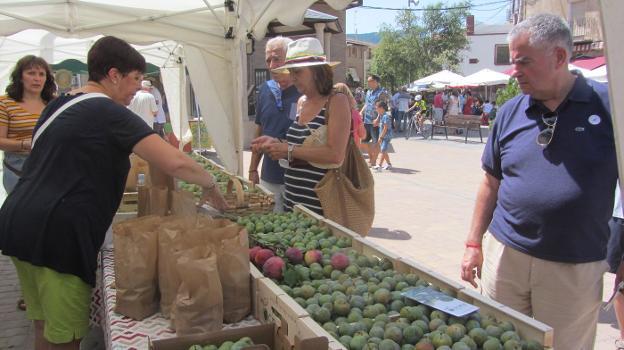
[
  {"x1": 508, "y1": 13, "x2": 573, "y2": 59},
  {"x1": 266, "y1": 36, "x2": 293, "y2": 52}
]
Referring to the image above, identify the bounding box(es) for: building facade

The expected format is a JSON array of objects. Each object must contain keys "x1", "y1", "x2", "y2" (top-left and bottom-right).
[
  {"x1": 345, "y1": 38, "x2": 374, "y2": 87},
  {"x1": 459, "y1": 22, "x2": 513, "y2": 76},
  {"x1": 512, "y1": 0, "x2": 604, "y2": 57}
]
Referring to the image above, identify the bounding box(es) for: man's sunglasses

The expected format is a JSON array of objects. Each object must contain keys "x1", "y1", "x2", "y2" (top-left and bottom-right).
[{"x1": 536, "y1": 111, "x2": 558, "y2": 147}]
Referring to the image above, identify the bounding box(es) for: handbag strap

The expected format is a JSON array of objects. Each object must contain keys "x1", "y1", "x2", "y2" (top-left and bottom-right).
[{"x1": 32, "y1": 92, "x2": 110, "y2": 148}]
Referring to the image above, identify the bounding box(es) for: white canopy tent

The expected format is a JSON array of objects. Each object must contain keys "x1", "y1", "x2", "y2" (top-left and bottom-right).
[
  {"x1": 584, "y1": 65, "x2": 608, "y2": 83},
  {"x1": 0, "y1": 0, "x2": 353, "y2": 174},
  {"x1": 463, "y1": 68, "x2": 510, "y2": 86},
  {"x1": 0, "y1": 30, "x2": 195, "y2": 148},
  {"x1": 412, "y1": 69, "x2": 464, "y2": 86}
]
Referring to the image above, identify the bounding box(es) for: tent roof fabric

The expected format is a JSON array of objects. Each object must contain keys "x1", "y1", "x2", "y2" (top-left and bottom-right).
[
  {"x1": 571, "y1": 56, "x2": 606, "y2": 71},
  {"x1": 0, "y1": 0, "x2": 353, "y2": 174},
  {"x1": 462, "y1": 68, "x2": 510, "y2": 86},
  {"x1": 585, "y1": 65, "x2": 608, "y2": 82},
  {"x1": 413, "y1": 70, "x2": 464, "y2": 85}
]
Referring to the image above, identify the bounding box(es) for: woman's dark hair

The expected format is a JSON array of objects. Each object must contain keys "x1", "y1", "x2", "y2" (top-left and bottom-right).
[
  {"x1": 5, "y1": 55, "x2": 56, "y2": 103},
  {"x1": 375, "y1": 100, "x2": 388, "y2": 111},
  {"x1": 310, "y1": 65, "x2": 334, "y2": 96},
  {"x1": 88, "y1": 36, "x2": 146, "y2": 82}
]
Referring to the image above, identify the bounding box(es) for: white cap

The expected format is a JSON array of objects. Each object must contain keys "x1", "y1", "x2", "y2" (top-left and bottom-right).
[{"x1": 141, "y1": 80, "x2": 152, "y2": 88}]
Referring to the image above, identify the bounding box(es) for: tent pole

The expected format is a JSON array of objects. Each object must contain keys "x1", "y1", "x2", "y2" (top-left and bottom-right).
[{"x1": 201, "y1": 0, "x2": 226, "y2": 30}]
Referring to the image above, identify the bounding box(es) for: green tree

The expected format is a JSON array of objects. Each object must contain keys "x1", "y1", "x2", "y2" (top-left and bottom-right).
[
  {"x1": 370, "y1": 2, "x2": 471, "y2": 90},
  {"x1": 495, "y1": 78, "x2": 521, "y2": 107}
]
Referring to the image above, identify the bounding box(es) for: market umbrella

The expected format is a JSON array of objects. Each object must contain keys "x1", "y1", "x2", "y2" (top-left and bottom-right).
[
  {"x1": 585, "y1": 65, "x2": 608, "y2": 82},
  {"x1": 463, "y1": 68, "x2": 510, "y2": 86},
  {"x1": 413, "y1": 69, "x2": 464, "y2": 85}
]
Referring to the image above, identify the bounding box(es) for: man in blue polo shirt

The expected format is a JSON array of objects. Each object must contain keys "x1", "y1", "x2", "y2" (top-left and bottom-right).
[
  {"x1": 249, "y1": 36, "x2": 301, "y2": 212},
  {"x1": 460, "y1": 14, "x2": 615, "y2": 350},
  {"x1": 360, "y1": 74, "x2": 386, "y2": 168}
]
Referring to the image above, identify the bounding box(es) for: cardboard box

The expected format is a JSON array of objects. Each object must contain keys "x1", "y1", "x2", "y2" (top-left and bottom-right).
[{"x1": 150, "y1": 323, "x2": 327, "y2": 350}]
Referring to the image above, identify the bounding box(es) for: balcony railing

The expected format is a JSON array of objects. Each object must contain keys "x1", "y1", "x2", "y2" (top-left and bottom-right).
[{"x1": 570, "y1": 14, "x2": 603, "y2": 42}]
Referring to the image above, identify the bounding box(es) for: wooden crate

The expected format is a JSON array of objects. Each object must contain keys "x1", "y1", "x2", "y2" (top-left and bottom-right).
[
  {"x1": 458, "y1": 288, "x2": 554, "y2": 349},
  {"x1": 118, "y1": 191, "x2": 138, "y2": 213},
  {"x1": 255, "y1": 278, "x2": 311, "y2": 345},
  {"x1": 291, "y1": 204, "x2": 552, "y2": 348},
  {"x1": 249, "y1": 263, "x2": 265, "y2": 323}
]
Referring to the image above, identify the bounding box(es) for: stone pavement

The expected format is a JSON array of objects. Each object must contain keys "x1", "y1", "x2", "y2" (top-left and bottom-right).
[
  {"x1": 0, "y1": 254, "x2": 33, "y2": 350},
  {"x1": 0, "y1": 133, "x2": 619, "y2": 349}
]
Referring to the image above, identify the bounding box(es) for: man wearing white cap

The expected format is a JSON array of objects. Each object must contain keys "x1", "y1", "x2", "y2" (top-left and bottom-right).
[{"x1": 127, "y1": 80, "x2": 158, "y2": 127}]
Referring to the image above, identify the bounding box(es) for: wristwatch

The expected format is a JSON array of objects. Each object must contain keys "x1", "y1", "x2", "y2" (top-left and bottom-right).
[{"x1": 287, "y1": 144, "x2": 295, "y2": 163}]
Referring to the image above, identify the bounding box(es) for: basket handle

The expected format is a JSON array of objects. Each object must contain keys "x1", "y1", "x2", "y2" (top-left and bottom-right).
[{"x1": 226, "y1": 176, "x2": 246, "y2": 207}]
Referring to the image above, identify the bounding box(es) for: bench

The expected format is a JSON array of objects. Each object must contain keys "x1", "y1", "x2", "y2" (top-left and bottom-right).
[{"x1": 430, "y1": 114, "x2": 483, "y2": 143}]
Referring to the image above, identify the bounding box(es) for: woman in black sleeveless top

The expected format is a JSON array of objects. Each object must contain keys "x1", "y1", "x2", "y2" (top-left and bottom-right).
[{"x1": 251, "y1": 37, "x2": 351, "y2": 214}]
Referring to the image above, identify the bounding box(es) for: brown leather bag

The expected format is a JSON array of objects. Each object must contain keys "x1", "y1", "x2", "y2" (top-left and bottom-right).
[{"x1": 313, "y1": 94, "x2": 375, "y2": 236}]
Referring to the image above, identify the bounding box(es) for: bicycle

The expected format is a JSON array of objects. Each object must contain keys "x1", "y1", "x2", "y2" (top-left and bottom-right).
[{"x1": 405, "y1": 109, "x2": 432, "y2": 140}]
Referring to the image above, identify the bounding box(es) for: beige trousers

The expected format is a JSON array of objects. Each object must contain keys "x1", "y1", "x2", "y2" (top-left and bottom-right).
[{"x1": 481, "y1": 232, "x2": 609, "y2": 350}]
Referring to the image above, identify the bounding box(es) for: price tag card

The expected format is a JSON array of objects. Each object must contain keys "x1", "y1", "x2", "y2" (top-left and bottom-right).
[{"x1": 402, "y1": 286, "x2": 479, "y2": 317}]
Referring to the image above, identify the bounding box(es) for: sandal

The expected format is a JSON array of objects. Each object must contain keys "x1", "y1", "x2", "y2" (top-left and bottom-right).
[
  {"x1": 17, "y1": 298, "x2": 26, "y2": 311},
  {"x1": 616, "y1": 339, "x2": 624, "y2": 350}
]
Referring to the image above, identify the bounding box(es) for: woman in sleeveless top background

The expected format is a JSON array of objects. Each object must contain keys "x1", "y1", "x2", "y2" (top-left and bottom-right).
[{"x1": 251, "y1": 37, "x2": 351, "y2": 215}]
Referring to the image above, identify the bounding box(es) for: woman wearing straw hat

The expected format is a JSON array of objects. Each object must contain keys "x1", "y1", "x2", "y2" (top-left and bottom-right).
[{"x1": 251, "y1": 37, "x2": 351, "y2": 215}]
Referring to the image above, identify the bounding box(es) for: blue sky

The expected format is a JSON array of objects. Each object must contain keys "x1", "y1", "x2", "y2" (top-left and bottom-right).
[{"x1": 346, "y1": 0, "x2": 510, "y2": 34}]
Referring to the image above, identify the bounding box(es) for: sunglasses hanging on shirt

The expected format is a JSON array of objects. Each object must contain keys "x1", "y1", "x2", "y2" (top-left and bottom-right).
[{"x1": 536, "y1": 111, "x2": 558, "y2": 147}]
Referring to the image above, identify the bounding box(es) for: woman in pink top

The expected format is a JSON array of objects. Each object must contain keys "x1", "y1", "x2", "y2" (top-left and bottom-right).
[{"x1": 334, "y1": 83, "x2": 365, "y2": 147}]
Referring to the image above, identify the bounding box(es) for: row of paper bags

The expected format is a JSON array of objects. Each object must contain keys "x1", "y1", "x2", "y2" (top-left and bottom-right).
[{"x1": 112, "y1": 212, "x2": 250, "y2": 335}]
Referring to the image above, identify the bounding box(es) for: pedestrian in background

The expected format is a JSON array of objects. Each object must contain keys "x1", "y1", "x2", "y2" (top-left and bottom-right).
[
  {"x1": 334, "y1": 83, "x2": 365, "y2": 148},
  {"x1": 375, "y1": 100, "x2": 393, "y2": 171},
  {"x1": 463, "y1": 90, "x2": 474, "y2": 115},
  {"x1": 432, "y1": 90, "x2": 444, "y2": 125},
  {"x1": 360, "y1": 74, "x2": 384, "y2": 167},
  {"x1": 0, "y1": 55, "x2": 56, "y2": 194},
  {"x1": 248, "y1": 36, "x2": 300, "y2": 212},
  {"x1": 447, "y1": 90, "x2": 460, "y2": 116},
  {"x1": 127, "y1": 80, "x2": 157, "y2": 127},
  {"x1": 147, "y1": 78, "x2": 167, "y2": 138}
]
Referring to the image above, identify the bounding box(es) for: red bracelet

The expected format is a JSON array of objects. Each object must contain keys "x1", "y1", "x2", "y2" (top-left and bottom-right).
[{"x1": 465, "y1": 241, "x2": 482, "y2": 249}]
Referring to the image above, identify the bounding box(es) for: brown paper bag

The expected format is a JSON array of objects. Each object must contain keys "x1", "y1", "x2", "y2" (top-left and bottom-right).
[
  {"x1": 113, "y1": 215, "x2": 162, "y2": 320},
  {"x1": 126, "y1": 154, "x2": 149, "y2": 191},
  {"x1": 170, "y1": 190, "x2": 198, "y2": 216},
  {"x1": 172, "y1": 245, "x2": 223, "y2": 335},
  {"x1": 198, "y1": 219, "x2": 251, "y2": 323},
  {"x1": 137, "y1": 185, "x2": 149, "y2": 217},
  {"x1": 157, "y1": 216, "x2": 198, "y2": 318},
  {"x1": 149, "y1": 186, "x2": 169, "y2": 216}
]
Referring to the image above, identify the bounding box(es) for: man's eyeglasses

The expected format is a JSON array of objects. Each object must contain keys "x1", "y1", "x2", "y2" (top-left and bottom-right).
[{"x1": 536, "y1": 111, "x2": 558, "y2": 147}]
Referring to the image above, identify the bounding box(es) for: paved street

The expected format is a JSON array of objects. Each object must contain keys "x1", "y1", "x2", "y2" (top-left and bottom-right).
[{"x1": 0, "y1": 132, "x2": 620, "y2": 349}]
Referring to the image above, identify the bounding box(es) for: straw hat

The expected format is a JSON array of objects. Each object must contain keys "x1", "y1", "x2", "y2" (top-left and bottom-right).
[{"x1": 271, "y1": 37, "x2": 340, "y2": 74}]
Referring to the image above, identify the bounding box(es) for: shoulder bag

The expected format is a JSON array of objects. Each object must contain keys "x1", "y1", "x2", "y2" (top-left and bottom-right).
[{"x1": 312, "y1": 94, "x2": 375, "y2": 236}]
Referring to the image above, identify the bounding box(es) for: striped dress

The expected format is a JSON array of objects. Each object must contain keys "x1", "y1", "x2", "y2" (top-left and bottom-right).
[
  {"x1": 283, "y1": 109, "x2": 328, "y2": 215},
  {"x1": 0, "y1": 95, "x2": 41, "y2": 141}
]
